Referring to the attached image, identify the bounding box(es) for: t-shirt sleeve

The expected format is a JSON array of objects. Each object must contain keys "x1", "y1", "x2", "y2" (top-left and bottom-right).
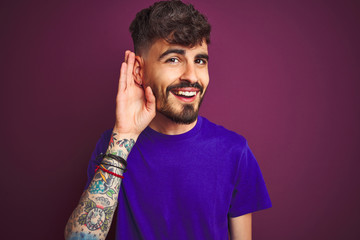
[
  {"x1": 228, "y1": 140, "x2": 272, "y2": 217},
  {"x1": 84, "y1": 129, "x2": 112, "y2": 190}
]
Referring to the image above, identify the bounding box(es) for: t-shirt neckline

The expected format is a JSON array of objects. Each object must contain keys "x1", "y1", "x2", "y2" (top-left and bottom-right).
[{"x1": 143, "y1": 116, "x2": 203, "y2": 142}]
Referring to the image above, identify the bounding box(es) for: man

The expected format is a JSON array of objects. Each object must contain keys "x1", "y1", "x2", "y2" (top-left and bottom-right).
[{"x1": 65, "y1": 1, "x2": 271, "y2": 239}]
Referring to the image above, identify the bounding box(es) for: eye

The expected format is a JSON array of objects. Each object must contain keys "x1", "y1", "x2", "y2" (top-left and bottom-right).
[
  {"x1": 165, "y1": 57, "x2": 179, "y2": 63},
  {"x1": 195, "y1": 59, "x2": 207, "y2": 65}
]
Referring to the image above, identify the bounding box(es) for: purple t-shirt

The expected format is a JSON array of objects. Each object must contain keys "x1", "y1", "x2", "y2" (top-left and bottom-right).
[{"x1": 86, "y1": 116, "x2": 271, "y2": 239}]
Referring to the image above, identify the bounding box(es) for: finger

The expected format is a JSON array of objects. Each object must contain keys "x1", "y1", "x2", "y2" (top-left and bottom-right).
[
  {"x1": 144, "y1": 86, "x2": 156, "y2": 114},
  {"x1": 118, "y1": 62, "x2": 127, "y2": 92},
  {"x1": 124, "y1": 50, "x2": 130, "y2": 63},
  {"x1": 126, "y1": 52, "x2": 135, "y2": 86}
]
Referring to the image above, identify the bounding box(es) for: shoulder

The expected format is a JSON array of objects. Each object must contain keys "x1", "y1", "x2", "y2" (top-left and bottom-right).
[{"x1": 199, "y1": 116, "x2": 248, "y2": 151}]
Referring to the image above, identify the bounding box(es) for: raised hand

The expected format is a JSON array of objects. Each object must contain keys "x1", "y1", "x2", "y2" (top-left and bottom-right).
[
  {"x1": 113, "y1": 51, "x2": 156, "y2": 138},
  {"x1": 65, "y1": 51, "x2": 156, "y2": 240}
]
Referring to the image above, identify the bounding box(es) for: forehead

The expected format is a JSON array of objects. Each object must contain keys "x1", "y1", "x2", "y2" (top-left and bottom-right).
[{"x1": 146, "y1": 39, "x2": 208, "y2": 58}]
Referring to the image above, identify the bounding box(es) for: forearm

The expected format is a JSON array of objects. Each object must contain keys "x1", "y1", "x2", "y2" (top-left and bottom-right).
[
  {"x1": 65, "y1": 132, "x2": 137, "y2": 240},
  {"x1": 65, "y1": 50, "x2": 155, "y2": 239}
]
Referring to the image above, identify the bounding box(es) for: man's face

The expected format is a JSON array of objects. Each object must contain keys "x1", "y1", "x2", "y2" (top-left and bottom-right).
[{"x1": 142, "y1": 39, "x2": 209, "y2": 124}]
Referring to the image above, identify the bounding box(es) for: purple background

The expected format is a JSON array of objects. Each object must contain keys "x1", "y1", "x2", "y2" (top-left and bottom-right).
[{"x1": 1, "y1": 0, "x2": 359, "y2": 239}]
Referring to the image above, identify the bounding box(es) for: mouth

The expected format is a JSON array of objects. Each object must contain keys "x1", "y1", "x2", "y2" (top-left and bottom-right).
[{"x1": 170, "y1": 88, "x2": 200, "y2": 102}]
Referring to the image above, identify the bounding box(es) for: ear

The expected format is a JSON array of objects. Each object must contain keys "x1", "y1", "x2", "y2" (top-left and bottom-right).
[{"x1": 133, "y1": 56, "x2": 144, "y2": 86}]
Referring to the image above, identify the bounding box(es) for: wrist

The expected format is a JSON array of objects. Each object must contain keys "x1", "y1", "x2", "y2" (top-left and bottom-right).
[
  {"x1": 106, "y1": 130, "x2": 138, "y2": 160},
  {"x1": 112, "y1": 127, "x2": 140, "y2": 141}
]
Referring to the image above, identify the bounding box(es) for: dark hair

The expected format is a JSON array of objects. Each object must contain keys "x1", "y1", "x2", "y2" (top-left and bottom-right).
[{"x1": 129, "y1": 0, "x2": 211, "y2": 54}]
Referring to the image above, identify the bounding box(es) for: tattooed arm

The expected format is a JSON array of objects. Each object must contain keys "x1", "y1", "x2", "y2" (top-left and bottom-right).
[
  {"x1": 64, "y1": 134, "x2": 136, "y2": 240},
  {"x1": 65, "y1": 51, "x2": 156, "y2": 240}
]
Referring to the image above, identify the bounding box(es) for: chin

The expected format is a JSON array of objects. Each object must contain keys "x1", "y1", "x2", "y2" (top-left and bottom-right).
[{"x1": 159, "y1": 104, "x2": 199, "y2": 125}]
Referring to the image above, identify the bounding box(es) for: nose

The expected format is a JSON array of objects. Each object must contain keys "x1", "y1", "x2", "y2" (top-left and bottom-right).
[{"x1": 180, "y1": 62, "x2": 198, "y2": 83}]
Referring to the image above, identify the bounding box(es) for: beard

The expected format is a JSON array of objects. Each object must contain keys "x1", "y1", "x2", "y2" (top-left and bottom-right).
[
  {"x1": 158, "y1": 99, "x2": 203, "y2": 124},
  {"x1": 153, "y1": 82, "x2": 206, "y2": 125}
]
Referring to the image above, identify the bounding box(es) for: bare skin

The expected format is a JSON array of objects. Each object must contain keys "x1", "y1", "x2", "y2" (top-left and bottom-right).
[
  {"x1": 229, "y1": 213, "x2": 252, "y2": 240},
  {"x1": 64, "y1": 51, "x2": 156, "y2": 240},
  {"x1": 141, "y1": 39, "x2": 210, "y2": 135},
  {"x1": 64, "y1": 41, "x2": 210, "y2": 238},
  {"x1": 65, "y1": 40, "x2": 252, "y2": 239}
]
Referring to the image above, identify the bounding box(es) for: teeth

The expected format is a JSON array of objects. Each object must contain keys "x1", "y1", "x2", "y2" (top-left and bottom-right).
[{"x1": 174, "y1": 91, "x2": 196, "y2": 97}]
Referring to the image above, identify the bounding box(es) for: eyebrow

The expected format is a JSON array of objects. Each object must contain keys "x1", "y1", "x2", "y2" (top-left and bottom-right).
[
  {"x1": 158, "y1": 49, "x2": 209, "y2": 62},
  {"x1": 196, "y1": 54, "x2": 209, "y2": 61},
  {"x1": 158, "y1": 49, "x2": 185, "y2": 60}
]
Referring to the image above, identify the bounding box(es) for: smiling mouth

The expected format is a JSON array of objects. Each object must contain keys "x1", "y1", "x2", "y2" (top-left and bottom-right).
[{"x1": 171, "y1": 90, "x2": 198, "y2": 98}]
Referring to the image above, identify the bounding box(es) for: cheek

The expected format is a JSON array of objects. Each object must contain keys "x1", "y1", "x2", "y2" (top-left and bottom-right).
[
  {"x1": 144, "y1": 70, "x2": 162, "y2": 96},
  {"x1": 149, "y1": 80, "x2": 167, "y2": 101},
  {"x1": 200, "y1": 73, "x2": 210, "y2": 89},
  {"x1": 152, "y1": 73, "x2": 175, "y2": 94},
  {"x1": 149, "y1": 83, "x2": 161, "y2": 100}
]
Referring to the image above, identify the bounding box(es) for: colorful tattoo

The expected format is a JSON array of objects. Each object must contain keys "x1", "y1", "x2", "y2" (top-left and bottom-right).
[
  {"x1": 107, "y1": 150, "x2": 127, "y2": 160},
  {"x1": 109, "y1": 133, "x2": 117, "y2": 148},
  {"x1": 95, "y1": 197, "x2": 111, "y2": 206},
  {"x1": 88, "y1": 180, "x2": 106, "y2": 194},
  {"x1": 116, "y1": 139, "x2": 135, "y2": 152},
  {"x1": 67, "y1": 232, "x2": 99, "y2": 240},
  {"x1": 65, "y1": 132, "x2": 134, "y2": 239},
  {"x1": 106, "y1": 188, "x2": 116, "y2": 199},
  {"x1": 109, "y1": 133, "x2": 135, "y2": 153},
  {"x1": 88, "y1": 168, "x2": 118, "y2": 199},
  {"x1": 78, "y1": 198, "x2": 115, "y2": 232}
]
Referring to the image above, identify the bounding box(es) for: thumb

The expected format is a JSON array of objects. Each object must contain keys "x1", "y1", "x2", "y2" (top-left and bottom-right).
[{"x1": 144, "y1": 86, "x2": 156, "y2": 114}]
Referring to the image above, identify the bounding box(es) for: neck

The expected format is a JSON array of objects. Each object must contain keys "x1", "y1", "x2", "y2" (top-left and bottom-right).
[{"x1": 148, "y1": 112, "x2": 198, "y2": 135}]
